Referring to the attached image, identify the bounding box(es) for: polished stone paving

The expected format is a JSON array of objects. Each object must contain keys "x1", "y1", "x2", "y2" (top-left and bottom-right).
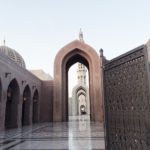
[{"x1": 0, "y1": 116, "x2": 105, "y2": 150}]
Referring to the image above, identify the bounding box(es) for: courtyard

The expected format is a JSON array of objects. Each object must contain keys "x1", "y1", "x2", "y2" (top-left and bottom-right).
[{"x1": 0, "y1": 116, "x2": 105, "y2": 150}]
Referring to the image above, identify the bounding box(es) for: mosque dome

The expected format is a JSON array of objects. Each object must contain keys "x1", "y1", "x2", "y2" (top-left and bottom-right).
[{"x1": 0, "y1": 45, "x2": 26, "y2": 68}]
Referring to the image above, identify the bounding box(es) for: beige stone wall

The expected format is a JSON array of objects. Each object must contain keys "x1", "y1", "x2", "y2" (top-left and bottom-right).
[
  {"x1": 30, "y1": 69, "x2": 52, "y2": 80},
  {"x1": 40, "y1": 81, "x2": 53, "y2": 122},
  {"x1": 146, "y1": 39, "x2": 150, "y2": 62}
]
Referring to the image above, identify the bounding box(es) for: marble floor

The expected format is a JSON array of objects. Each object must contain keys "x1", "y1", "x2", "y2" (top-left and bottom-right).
[{"x1": 0, "y1": 116, "x2": 105, "y2": 150}]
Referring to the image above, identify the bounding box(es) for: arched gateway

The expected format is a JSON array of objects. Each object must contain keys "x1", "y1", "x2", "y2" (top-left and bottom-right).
[{"x1": 53, "y1": 40, "x2": 103, "y2": 122}]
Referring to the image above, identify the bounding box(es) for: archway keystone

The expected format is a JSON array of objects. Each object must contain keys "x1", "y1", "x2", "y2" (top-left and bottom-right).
[{"x1": 53, "y1": 40, "x2": 103, "y2": 122}]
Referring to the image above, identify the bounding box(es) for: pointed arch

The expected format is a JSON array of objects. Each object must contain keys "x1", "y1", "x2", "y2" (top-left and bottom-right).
[
  {"x1": 77, "y1": 90, "x2": 86, "y2": 98},
  {"x1": 75, "y1": 86, "x2": 87, "y2": 96},
  {"x1": 53, "y1": 40, "x2": 103, "y2": 121},
  {"x1": 72, "y1": 85, "x2": 89, "y2": 116},
  {"x1": 5, "y1": 78, "x2": 20, "y2": 129},
  {"x1": 32, "y1": 89, "x2": 39, "y2": 123},
  {"x1": 22, "y1": 85, "x2": 31, "y2": 126}
]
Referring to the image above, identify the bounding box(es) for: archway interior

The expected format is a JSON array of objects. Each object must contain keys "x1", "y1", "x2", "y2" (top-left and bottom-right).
[
  {"x1": 22, "y1": 85, "x2": 31, "y2": 126},
  {"x1": 66, "y1": 53, "x2": 90, "y2": 120},
  {"x1": 5, "y1": 79, "x2": 19, "y2": 129},
  {"x1": 32, "y1": 89, "x2": 39, "y2": 123}
]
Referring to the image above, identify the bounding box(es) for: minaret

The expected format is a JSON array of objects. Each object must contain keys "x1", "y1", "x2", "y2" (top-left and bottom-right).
[
  {"x1": 3, "y1": 39, "x2": 5, "y2": 46},
  {"x1": 2, "y1": 37, "x2": 6, "y2": 46},
  {"x1": 77, "y1": 29, "x2": 86, "y2": 85},
  {"x1": 79, "y1": 28, "x2": 84, "y2": 43},
  {"x1": 77, "y1": 63, "x2": 87, "y2": 85}
]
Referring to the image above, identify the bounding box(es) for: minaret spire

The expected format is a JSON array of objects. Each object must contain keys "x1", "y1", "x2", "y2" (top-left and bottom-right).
[{"x1": 79, "y1": 28, "x2": 84, "y2": 43}]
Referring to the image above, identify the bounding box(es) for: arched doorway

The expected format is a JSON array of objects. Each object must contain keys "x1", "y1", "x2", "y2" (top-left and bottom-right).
[
  {"x1": 53, "y1": 40, "x2": 103, "y2": 122},
  {"x1": 80, "y1": 104, "x2": 86, "y2": 115},
  {"x1": 70, "y1": 85, "x2": 89, "y2": 116},
  {"x1": 32, "y1": 89, "x2": 39, "y2": 123},
  {"x1": 22, "y1": 85, "x2": 31, "y2": 126},
  {"x1": 77, "y1": 90, "x2": 87, "y2": 115},
  {"x1": 5, "y1": 79, "x2": 19, "y2": 129}
]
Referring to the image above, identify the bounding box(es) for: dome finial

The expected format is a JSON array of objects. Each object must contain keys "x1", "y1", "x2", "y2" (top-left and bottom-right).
[{"x1": 79, "y1": 28, "x2": 84, "y2": 43}]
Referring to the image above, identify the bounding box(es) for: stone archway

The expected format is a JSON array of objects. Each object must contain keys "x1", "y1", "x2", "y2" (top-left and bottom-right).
[
  {"x1": 71, "y1": 85, "x2": 89, "y2": 116},
  {"x1": 53, "y1": 40, "x2": 103, "y2": 122},
  {"x1": 5, "y1": 79, "x2": 20, "y2": 129},
  {"x1": 22, "y1": 85, "x2": 31, "y2": 126},
  {"x1": 77, "y1": 88, "x2": 88, "y2": 115},
  {"x1": 32, "y1": 89, "x2": 39, "y2": 123}
]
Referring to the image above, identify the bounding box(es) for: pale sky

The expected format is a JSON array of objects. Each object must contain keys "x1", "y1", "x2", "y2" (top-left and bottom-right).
[{"x1": 0, "y1": 0, "x2": 150, "y2": 96}]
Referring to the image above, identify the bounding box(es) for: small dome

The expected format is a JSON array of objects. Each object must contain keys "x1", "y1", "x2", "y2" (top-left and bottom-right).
[{"x1": 0, "y1": 45, "x2": 26, "y2": 68}]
